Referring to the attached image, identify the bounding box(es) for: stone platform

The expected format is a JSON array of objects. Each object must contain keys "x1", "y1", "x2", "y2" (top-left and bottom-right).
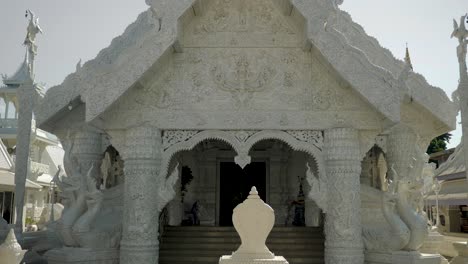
[
  {"x1": 366, "y1": 251, "x2": 442, "y2": 264},
  {"x1": 219, "y1": 256, "x2": 289, "y2": 264},
  {"x1": 45, "y1": 247, "x2": 119, "y2": 264}
]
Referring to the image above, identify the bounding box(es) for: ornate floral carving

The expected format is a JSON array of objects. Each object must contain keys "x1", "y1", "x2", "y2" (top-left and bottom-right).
[
  {"x1": 162, "y1": 130, "x2": 201, "y2": 151},
  {"x1": 211, "y1": 53, "x2": 276, "y2": 107},
  {"x1": 233, "y1": 130, "x2": 257, "y2": 143},
  {"x1": 159, "y1": 130, "x2": 325, "y2": 182},
  {"x1": 137, "y1": 73, "x2": 174, "y2": 109},
  {"x1": 309, "y1": 88, "x2": 345, "y2": 111},
  {"x1": 283, "y1": 72, "x2": 295, "y2": 87},
  {"x1": 286, "y1": 130, "x2": 323, "y2": 150},
  {"x1": 192, "y1": 0, "x2": 295, "y2": 35}
]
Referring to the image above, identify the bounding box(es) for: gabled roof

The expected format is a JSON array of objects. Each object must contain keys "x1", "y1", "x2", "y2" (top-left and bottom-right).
[
  {"x1": 0, "y1": 171, "x2": 42, "y2": 189},
  {"x1": 435, "y1": 142, "x2": 465, "y2": 180},
  {"x1": 0, "y1": 140, "x2": 42, "y2": 189},
  {"x1": 35, "y1": 0, "x2": 456, "y2": 131},
  {"x1": 2, "y1": 52, "x2": 31, "y2": 87},
  {"x1": 43, "y1": 144, "x2": 64, "y2": 170}
]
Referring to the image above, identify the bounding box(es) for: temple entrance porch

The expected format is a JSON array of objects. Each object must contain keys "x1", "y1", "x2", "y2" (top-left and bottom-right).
[
  {"x1": 164, "y1": 138, "x2": 321, "y2": 227},
  {"x1": 104, "y1": 128, "x2": 366, "y2": 263}
]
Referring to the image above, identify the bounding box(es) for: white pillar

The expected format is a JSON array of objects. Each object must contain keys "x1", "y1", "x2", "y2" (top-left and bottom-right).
[
  {"x1": 14, "y1": 80, "x2": 35, "y2": 231},
  {"x1": 120, "y1": 126, "x2": 163, "y2": 264},
  {"x1": 324, "y1": 128, "x2": 364, "y2": 264},
  {"x1": 202, "y1": 154, "x2": 216, "y2": 226},
  {"x1": 452, "y1": 15, "x2": 468, "y2": 180},
  {"x1": 4, "y1": 97, "x2": 10, "y2": 119},
  {"x1": 269, "y1": 145, "x2": 284, "y2": 225}
]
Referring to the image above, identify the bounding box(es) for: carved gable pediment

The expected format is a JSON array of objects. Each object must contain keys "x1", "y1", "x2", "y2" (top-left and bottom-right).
[
  {"x1": 181, "y1": 0, "x2": 303, "y2": 48},
  {"x1": 101, "y1": 0, "x2": 384, "y2": 130}
]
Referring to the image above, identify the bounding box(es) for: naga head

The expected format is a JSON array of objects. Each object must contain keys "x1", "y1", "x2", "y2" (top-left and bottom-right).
[{"x1": 389, "y1": 162, "x2": 424, "y2": 194}]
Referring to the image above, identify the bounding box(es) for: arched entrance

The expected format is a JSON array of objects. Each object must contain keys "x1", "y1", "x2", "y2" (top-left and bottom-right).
[
  {"x1": 161, "y1": 130, "x2": 325, "y2": 227},
  {"x1": 158, "y1": 130, "x2": 326, "y2": 264}
]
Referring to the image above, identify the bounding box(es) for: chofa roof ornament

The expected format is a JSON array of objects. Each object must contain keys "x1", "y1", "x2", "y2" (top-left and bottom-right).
[{"x1": 24, "y1": 9, "x2": 43, "y2": 79}]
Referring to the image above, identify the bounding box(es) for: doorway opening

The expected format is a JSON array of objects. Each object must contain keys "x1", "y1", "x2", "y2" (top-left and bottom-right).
[{"x1": 219, "y1": 161, "x2": 267, "y2": 226}]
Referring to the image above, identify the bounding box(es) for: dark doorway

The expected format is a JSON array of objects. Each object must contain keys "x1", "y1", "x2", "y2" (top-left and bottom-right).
[{"x1": 219, "y1": 161, "x2": 267, "y2": 226}]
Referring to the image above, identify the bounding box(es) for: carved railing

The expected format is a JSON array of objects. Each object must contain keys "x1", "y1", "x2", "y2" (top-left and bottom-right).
[
  {"x1": 158, "y1": 207, "x2": 169, "y2": 243},
  {"x1": 0, "y1": 118, "x2": 17, "y2": 128},
  {"x1": 31, "y1": 161, "x2": 49, "y2": 176}
]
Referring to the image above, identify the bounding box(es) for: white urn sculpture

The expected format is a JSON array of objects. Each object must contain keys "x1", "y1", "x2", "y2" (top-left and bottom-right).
[
  {"x1": 0, "y1": 229, "x2": 27, "y2": 264},
  {"x1": 219, "y1": 187, "x2": 288, "y2": 264}
]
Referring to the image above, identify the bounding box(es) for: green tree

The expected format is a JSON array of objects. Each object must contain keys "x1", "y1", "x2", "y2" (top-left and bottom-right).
[{"x1": 426, "y1": 133, "x2": 452, "y2": 154}]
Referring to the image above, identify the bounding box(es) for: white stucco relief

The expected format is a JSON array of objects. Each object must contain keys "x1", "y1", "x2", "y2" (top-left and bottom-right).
[
  {"x1": 102, "y1": 48, "x2": 383, "y2": 131},
  {"x1": 160, "y1": 129, "x2": 324, "y2": 179}
]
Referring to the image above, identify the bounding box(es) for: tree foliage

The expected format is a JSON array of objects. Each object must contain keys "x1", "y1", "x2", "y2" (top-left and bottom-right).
[{"x1": 426, "y1": 133, "x2": 452, "y2": 154}]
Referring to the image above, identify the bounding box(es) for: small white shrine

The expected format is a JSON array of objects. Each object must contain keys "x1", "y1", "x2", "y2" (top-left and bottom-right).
[
  {"x1": 219, "y1": 186, "x2": 288, "y2": 264},
  {"x1": 5, "y1": 1, "x2": 462, "y2": 264}
]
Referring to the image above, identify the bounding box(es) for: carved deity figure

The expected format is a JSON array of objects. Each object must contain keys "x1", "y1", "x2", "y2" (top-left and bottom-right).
[
  {"x1": 332, "y1": 0, "x2": 344, "y2": 9},
  {"x1": 292, "y1": 182, "x2": 306, "y2": 226},
  {"x1": 24, "y1": 10, "x2": 42, "y2": 47},
  {"x1": 100, "y1": 152, "x2": 111, "y2": 189},
  {"x1": 24, "y1": 10, "x2": 42, "y2": 74},
  {"x1": 452, "y1": 14, "x2": 468, "y2": 73}
]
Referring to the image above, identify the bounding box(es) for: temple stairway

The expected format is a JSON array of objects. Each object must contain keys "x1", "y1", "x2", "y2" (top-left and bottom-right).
[{"x1": 159, "y1": 226, "x2": 325, "y2": 264}]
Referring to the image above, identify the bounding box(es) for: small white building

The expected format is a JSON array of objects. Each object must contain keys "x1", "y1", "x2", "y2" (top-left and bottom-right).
[{"x1": 0, "y1": 57, "x2": 65, "y2": 228}]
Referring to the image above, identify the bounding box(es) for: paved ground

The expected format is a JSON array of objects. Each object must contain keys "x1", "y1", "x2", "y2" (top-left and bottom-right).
[{"x1": 440, "y1": 232, "x2": 468, "y2": 257}]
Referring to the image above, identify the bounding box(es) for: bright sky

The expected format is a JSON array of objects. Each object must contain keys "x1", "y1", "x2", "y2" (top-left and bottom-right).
[{"x1": 0, "y1": 0, "x2": 466, "y2": 148}]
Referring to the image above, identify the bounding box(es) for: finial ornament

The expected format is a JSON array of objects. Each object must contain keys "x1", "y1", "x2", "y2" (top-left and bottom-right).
[
  {"x1": 404, "y1": 43, "x2": 413, "y2": 70},
  {"x1": 24, "y1": 10, "x2": 43, "y2": 78},
  {"x1": 452, "y1": 14, "x2": 468, "y2": 71},
  {"x1": 331, "y1": 0, "x2": 344, "y2": 9}
]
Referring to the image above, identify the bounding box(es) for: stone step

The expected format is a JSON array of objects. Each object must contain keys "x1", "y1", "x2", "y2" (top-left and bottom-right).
[
  {"x1": 161, "y1": 242, "x2": 324, "y2": 251},
  {"x1": 160, "y1": 256, "x2": 324, "y2": 264},
  {"x1": 160, "y1": 249, "x2": 324, "y2": 257},
  {"x1": 164, "y1": 226, "x2": 322, "y2": 232},
  {"x1": 162, "y1": 236, "x2": 324, "y2": 244},
  {"x1": 164, "y1": 230, "x2": 324, "y2": 238},
  {"x1": 160, "y1": 226, "x2": 325, "y2": 264}
]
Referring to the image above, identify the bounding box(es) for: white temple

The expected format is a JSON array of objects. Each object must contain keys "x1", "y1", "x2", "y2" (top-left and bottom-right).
[{"x1": 4, "y1": 1, "x2": 463, "y2": 264}]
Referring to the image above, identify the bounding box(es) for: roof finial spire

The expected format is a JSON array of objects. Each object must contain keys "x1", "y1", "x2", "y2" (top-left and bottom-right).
[
  {"x1": 23, "y1": 10, "x2": 42, "y2": 80},
  {"x1": 405, "y1": 42, "x2": 413, "y2": 71}
]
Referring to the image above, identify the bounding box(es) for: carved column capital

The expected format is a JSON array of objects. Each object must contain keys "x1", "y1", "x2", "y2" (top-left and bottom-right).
[
  {"x1": 386, "y1": 124, "x2": 418, "y2": 179},
  {"x1": 73, "y1": 126, "x2": 103, "y2": 161},
  {"x1": 325, "y1": 128, "x2": 360, "y2": 161},
  {"x1": 323, "y1": 127, "x2": 364, "y2": 264},
  {"x1": 121, "y1": 126, "x2": 162, "y2": 161}
]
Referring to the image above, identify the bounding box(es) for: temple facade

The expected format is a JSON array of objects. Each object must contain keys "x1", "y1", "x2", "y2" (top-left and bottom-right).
[{"x1": 29, "y1": 1, "x2": 458, "y2": 264}]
